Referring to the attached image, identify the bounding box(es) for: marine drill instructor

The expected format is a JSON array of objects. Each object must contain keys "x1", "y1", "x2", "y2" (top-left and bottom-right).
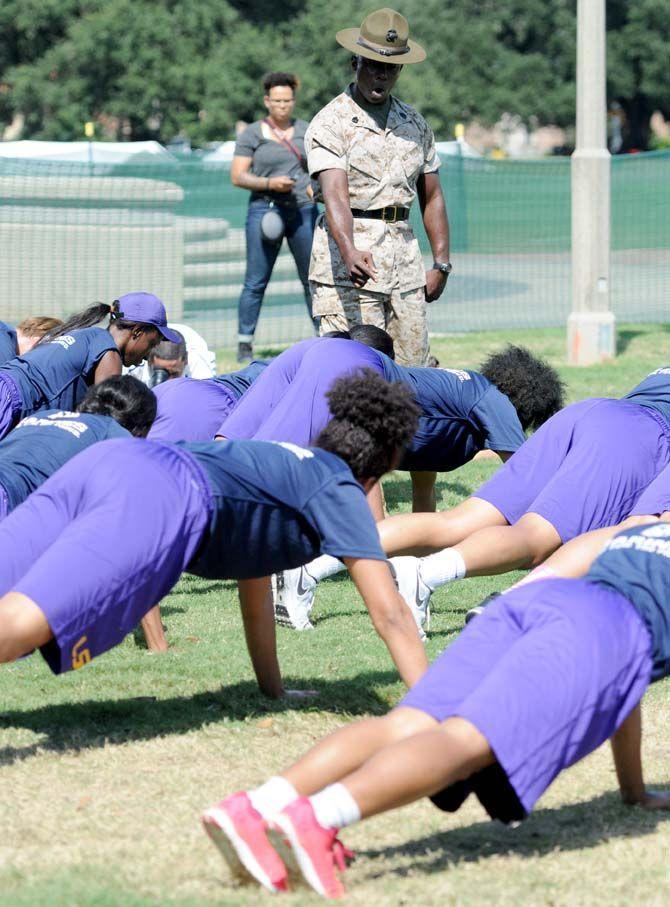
[{"x1": 305, "y1": 8, "x2": 451, "y2": 366}]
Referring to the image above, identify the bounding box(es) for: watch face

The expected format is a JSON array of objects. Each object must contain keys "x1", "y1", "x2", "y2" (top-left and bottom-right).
[{"x1": 435, "y1": 262, "x2": 452, "y2": 275}]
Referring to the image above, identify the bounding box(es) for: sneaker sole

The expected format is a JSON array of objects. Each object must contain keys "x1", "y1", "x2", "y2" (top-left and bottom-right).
[
  {"x1": 274, "y1": 601, "x2": 314, "y2": 631},
  {"x1": 268, "y1": 815, "x2": 342, "y2": 899},
  {"x1": 202, "y1": 808, "x2": 286, "y2": 893}
]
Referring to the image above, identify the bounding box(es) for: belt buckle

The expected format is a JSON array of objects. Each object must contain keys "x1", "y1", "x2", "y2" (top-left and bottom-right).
[{"x1": 383, "y1": 205, "x2": 398, "y2": 223}]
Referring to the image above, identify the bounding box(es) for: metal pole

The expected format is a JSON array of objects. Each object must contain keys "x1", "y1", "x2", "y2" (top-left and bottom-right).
[{"x1": 567, "y1": 0, "x2": 615, "y2": 364}]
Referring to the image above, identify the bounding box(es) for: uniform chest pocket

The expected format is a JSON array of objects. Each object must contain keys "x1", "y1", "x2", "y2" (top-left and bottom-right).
[
  {"x1": 348, "y1": 142, "x2": 384, "y2": 182},
  {"x1": 397, "y1": 140, "x2": 425, "y2": 181}
]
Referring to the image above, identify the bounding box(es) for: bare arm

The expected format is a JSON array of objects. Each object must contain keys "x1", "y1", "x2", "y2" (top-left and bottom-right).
[
  {"x1": 410, "y1": 471, "x2": 437, "y2": 513},
  {"x1": 319, "y1": 169, "x2": 377, "y2": 288},
  {"x1": 238, "y1": 577, "x2": 283, "y2": 698},
  {"x1": 343, "y1": 557, "x2": 429, "y2": 687},
  {"x1": 93, "y1": 349, "x2": 122, "y2": 384},
  {"x1": 610, "y1": 703, "x2": 670, "y2": 808},
  {"x1": 366, "y1": 482, "x2": 386, "y2": 522},
  {"x1": 612, "y1": 703, "x2": 646, "y2": 804},
  {"x1": 231, "y1": 155, "x2": 294, "y2": 193},
  {"x1": 140, "y1": 605, "x2": 169, "y2": 653},
  {"x1": 417, "y1": 171, "x2": 450, "y2": 303}
]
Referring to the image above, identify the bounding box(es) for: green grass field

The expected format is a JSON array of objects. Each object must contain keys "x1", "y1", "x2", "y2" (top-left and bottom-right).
[{"x1": 2, "y1": 324, "x2": 670, "y2": 906}]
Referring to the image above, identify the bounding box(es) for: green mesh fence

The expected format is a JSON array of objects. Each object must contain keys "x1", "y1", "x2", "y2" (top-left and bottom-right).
[{"x1": 0, "y1": 150, "x2": 668, "y2": 349}]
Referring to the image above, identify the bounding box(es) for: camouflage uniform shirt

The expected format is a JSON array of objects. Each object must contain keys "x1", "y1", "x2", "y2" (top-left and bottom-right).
[{"x1": 305, "y1": 85, "x2": 440, "y2": 295}]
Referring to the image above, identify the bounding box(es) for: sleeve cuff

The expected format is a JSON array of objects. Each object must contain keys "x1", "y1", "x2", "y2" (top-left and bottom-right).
[
  {"x1": 308, "y1": 147, "x2": 347, "y2": 177},
  {"x1": 421, "y1": 158, "x2": 441, "y2": 174}
]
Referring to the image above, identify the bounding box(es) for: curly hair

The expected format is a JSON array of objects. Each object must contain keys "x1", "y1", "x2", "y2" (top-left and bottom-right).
[
  {"x1": 315, "y1": 370, "x2": 419, "y2": 482},
  {"x1": 480, "y1": 345, "x2": 565, "y2": 432},
  {"x1": 263, "y1": 72, "x2": 299, "y2": 94},
  {"x1": 78, "y1": 375, "x2": 157, "y2": 437}
]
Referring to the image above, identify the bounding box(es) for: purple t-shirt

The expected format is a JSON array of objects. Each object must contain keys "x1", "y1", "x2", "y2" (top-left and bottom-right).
[
  {"x1": 149, "y1": 361, "x2": 270, "y2": 442},
  {"x1": 219, "y1": 338, "x2": 385, "y2": 446},
  {"x1": 150, "y1": 377, "x2": 236, "y2": 442}
]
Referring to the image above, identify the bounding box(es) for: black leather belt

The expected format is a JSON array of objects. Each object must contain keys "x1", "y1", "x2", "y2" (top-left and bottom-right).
[{"x1": 351, "y1": 206, "x2": 410, "y2": 223}]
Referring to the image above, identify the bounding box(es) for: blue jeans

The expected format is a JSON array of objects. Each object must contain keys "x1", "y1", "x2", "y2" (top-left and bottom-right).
[{"x1": 237, "y1": 199, "x2": 319, "y2": 341}]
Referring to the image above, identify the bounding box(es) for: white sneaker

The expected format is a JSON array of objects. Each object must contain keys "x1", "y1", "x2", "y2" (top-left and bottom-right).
[
  {"x1": 271, "y1": 567, "x2": 316, "y2": 630},
  {"x1": 389, "y1": 556, "x2": 432, "y2": 640}
]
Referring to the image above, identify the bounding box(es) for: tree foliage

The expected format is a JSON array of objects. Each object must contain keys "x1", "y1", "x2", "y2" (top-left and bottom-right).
[{"x1": 0, "y1": 0, "x2": 666, "y2": 148}]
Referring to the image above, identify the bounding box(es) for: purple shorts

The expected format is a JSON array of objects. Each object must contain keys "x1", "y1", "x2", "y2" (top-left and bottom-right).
[
  {"x1": 0, "y1": 373, "x2": 22, "y2": 440},
  {"x1": 0, "y1": 439, "x2": 212, "y2": 674},
  {"x1": 629, "y1": 463, "x2": 670, "y2": 516},
  {"x1": 400, "y1": 578, "x2": 652, "y2": 821},
  {"x1": 149, "y1": 377, "x2": 236, "y2": 442},
  {"x1": 219, "y1": 338, "x2": 385, "y2": 447},
  {"x1": 476, "y1": 398, "x2": 670, "y2": 541}
]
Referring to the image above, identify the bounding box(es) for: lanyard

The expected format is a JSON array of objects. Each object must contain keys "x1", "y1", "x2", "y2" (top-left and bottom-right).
[{"x1": 263, "y1": 118, "x2": 304, "y2": 165}]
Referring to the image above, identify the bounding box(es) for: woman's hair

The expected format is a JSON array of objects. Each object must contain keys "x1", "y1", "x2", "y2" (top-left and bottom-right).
[
  {"x1": 263, "y1": 72, "x2": 299, "y2": 94},
  {"x1": 38, "y1": 302, "x2": 155, "y2": 345},
  {"x1": 77, "y1": 375, "x2": 157, "y2": 437},
  {"x1": 349, "y1": 324, "x2": 395, "y2": 359},
  {"x1": 315, "y1": 370, "x2": 419, "y2": 482},
  {"x1": 479, "y1": 345, "x2": 565, "y2": 431},
  {"x1": 321, "y1": 330, "x2": 351, "y2": 340},
  {"x1": 16, "y1": 316, "x2": 63, "y2": 337}
]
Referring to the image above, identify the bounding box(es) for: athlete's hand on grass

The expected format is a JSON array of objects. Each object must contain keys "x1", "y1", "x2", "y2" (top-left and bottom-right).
[{"x1": 283, "y1": 689, "x2": 319, "y2": 700}]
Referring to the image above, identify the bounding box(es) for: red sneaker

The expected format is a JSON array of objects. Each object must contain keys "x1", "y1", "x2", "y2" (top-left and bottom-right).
[
  {"x1": 269, "y1": 797, "x2": 349, "y2": 899},
  {"x1": 202, "y1": 791, "x2": 288, "y2": 892}
]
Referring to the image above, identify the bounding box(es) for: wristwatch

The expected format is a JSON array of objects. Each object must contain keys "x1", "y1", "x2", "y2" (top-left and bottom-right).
[{"x1": 432, "y1": 260, "x2": 452, "y2": 276}]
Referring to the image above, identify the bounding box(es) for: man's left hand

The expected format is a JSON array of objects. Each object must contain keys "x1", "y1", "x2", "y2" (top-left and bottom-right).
[{"x1": 425, "y1": 268, "x2": 448, "y2": 303}]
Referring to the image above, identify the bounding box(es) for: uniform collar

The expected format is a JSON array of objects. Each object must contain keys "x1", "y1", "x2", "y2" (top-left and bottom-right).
[{"x1": 344, "y1": 83, "x2": 408, "y2": 134}]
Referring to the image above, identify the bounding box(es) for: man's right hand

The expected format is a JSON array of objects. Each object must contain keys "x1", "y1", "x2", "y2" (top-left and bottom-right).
[
  {"x1": 268, "y1": 175, "x2": 295, "y2": 193},
  {"x1": 344, "y1": 249, "x2": 377, "y2": 288}
]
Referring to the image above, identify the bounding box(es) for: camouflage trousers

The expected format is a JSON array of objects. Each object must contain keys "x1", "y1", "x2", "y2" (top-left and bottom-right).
[{"x1": 312, "y1": 282, "x2": 429, "y2": 367}]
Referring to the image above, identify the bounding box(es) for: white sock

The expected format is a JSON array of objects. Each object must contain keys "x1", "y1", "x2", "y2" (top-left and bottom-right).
[
  {"x1": 419, "y1": 548, "x2": 467, "y2": 590},
  {"x1": 248, "y1": 776, "x2": 298, "y2": 819},
  {"x1": 309, "y1": 783, "x2": 361, "y2": 830},
  {"x1": 307, "y1": 555, "x2": 345, "y2": 582}
]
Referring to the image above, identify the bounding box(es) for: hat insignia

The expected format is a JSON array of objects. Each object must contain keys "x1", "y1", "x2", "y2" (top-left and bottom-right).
[{"x1": 386, "y1": 28, "x2": 398, "y2": 43}]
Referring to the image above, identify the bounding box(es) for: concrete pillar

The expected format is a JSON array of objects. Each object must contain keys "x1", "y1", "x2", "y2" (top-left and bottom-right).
[{"x1": 567, "y1": 0, "x2": 615, "y2": 364}]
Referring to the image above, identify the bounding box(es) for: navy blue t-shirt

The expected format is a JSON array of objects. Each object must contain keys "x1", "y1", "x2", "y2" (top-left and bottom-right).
[
  {"x1": 586, "y1": 523, "x2": 670, "y2": 682},
  {"x1": 0, "y1": 322, "x2": 17, "y2": 366},
  {"x1": 0, "y1": 327, "x2": 118, "y2": 417},
  {"x1": 624, "y1": 368, "x2": 670, "y2": 429},
  {"x1": 380, "y1": 358, "x2": 526, "y2": 471},
  {"x1": 182, "y1": 439, "x2": 386, "y2": 579},
  {"x1": 0, "y1": 409, "x2": 129, "y2": 512},
  {"x1": 213, "y1": 360, "x2": 270, "y2": 400}
]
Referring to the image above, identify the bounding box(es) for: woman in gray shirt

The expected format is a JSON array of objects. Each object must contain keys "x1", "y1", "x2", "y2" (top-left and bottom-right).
[{"x1": 231, "y1": 72, "x2": 318, "y2": 362}]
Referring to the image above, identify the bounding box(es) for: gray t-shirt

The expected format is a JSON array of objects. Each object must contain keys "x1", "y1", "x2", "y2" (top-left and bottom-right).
[{"x1": 234, "y1": 119, "x2": 312, "y2": 208}]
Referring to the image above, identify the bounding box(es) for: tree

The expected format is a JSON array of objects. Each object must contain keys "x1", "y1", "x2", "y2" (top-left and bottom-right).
[
  {"x1": 607, "y1": 0, "x2": 670, "y2": 150},
  {"x1": 1, "y1": 1, "x2": 667, "y2": 149}
]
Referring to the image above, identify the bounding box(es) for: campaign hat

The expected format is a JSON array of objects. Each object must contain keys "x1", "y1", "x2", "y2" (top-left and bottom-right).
[{"x1": 336, "y1": 8, "x2": 426, "y2": 65}]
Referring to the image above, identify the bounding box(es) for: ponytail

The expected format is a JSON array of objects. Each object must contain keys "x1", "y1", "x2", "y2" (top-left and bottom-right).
[{"x1": 37, "y1": 302, "x2": 116, "y2": 345}]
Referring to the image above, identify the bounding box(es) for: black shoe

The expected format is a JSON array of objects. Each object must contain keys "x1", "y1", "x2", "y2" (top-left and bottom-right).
[
  {"x1": 464, "y1": 591, "x2": 501, "y2": 624},
  {"x1": 237, "y1": 341, "x2": 253, "y2": 363}
]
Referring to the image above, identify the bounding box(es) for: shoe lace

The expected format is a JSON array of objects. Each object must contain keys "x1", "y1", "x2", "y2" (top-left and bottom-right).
[{"x1": 332, "y1": 837, "x2": 356, "y2": 872}]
